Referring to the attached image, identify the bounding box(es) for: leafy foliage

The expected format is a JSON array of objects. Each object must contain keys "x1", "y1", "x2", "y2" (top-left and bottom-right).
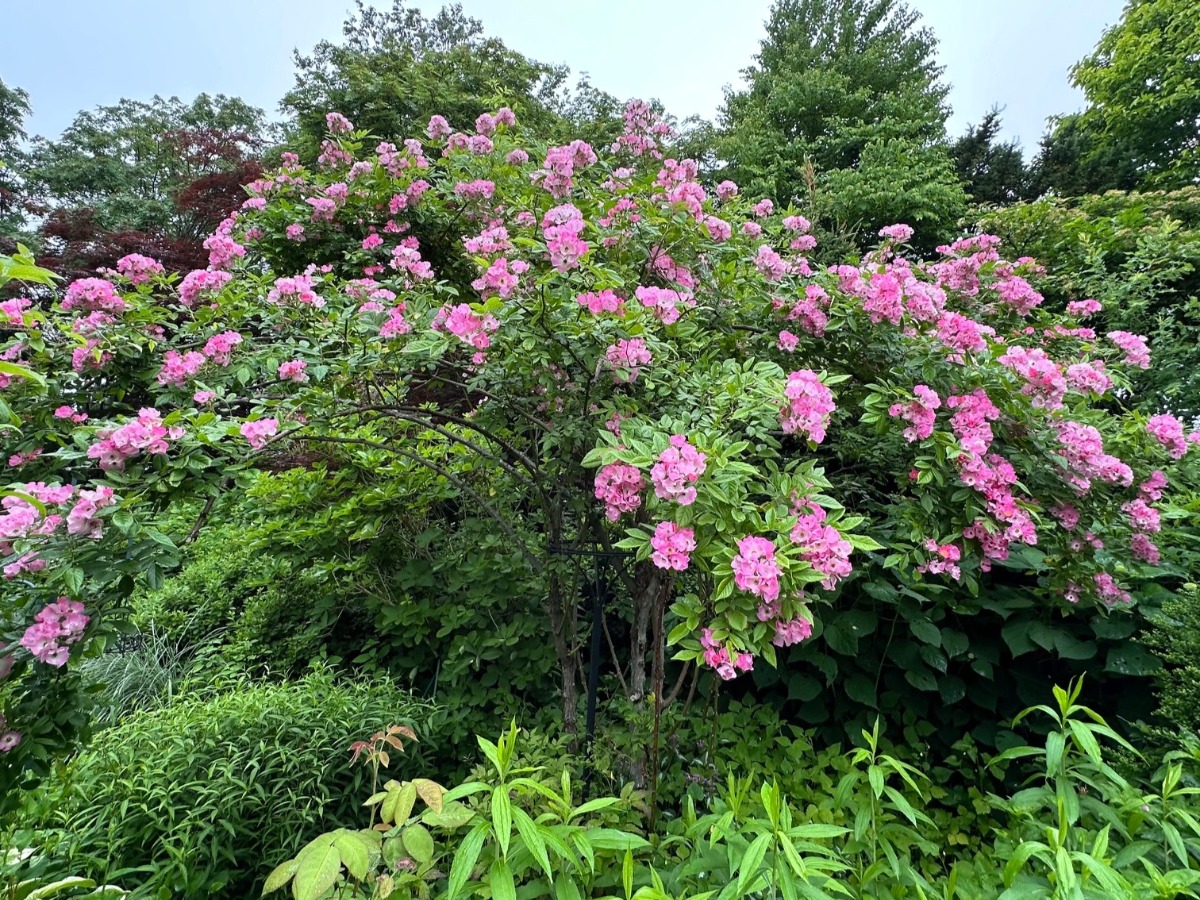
[
  {"x1": 717, "y1": 0, "x2": 966, "y2": 247},
  {"x1": 22, "y1": 670, "x2": 432, "y2": 900},
  {"x1": 282, "y1": 0, "x2": 623, "y2": 162},
  {"x1": 1069, "y1": 0, "x2": 1200, "y2": 190},
  {"x1": 3, "y1": 100, "x2": 1198, "y2": 806},
  {"x1": 261, "y1": 684, "x2": 1200, "y2": 899},
  {"x1": 20, "y1": 94, "x2": 268, "y2": 282},
  {"x1": 1144, "y1": 586, "x2": 1200, "y2": 740},
  {"x1": 0, "y1": 77, "x2": 32, "y2": 242},
  {"x1": 977, "y1": 187, "x2": 1200, "y2": 416},
  {"x1": 949, "y1": 108, "x2": 1030, "y2": 205},
  {"x1": 24, "y1": 94, "x2": 266, "y2": 235}
]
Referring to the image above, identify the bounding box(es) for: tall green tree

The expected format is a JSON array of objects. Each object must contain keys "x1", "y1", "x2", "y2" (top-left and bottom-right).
[
  {"x1": 0, "y1": 78, "x2": 32, "y2": 240},
  {"x1": 1071, "y1": 0, "x2": 1200, "y2": 189},
  {"x1": 283, "y1": 1, "x2": 623, "y2": 154},
  {"x1": 1028, "y1": 113, "x2": 1140, "y2": 198},
  {"x1": 25, "y1": 93, "x2": 267, "y2": 237},
  {"x1": 717, "y1": 0, "x2": 966, "y2": 249},
  {"x1": 950, "y1": 108, "x2": 1030, "y2": 205},
  {"x1": 1032, "y1": 0, "x2": 1198, "y2": 196}
]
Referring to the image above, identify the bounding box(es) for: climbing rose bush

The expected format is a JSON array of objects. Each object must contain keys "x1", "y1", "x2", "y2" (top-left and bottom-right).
[{"x1": 2, "y1": 102, "x2": 1198, "y2": 784}]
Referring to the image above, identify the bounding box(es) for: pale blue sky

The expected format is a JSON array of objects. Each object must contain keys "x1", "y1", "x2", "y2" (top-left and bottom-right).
[{"x1": 4, "y1": 0, "x2": 1125, "y2": 152}]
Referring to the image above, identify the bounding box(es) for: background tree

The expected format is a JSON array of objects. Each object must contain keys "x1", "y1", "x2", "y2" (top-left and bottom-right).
[
  {"x1": 1070, "y1": 0, "x2": 1200, "y2": 189},
  {"x1": 0, "y1": 78, "x2": 32, "y2": 244},
  {"x1": 23, "y1": 94, "x2": 267, "y2": 280},
  {"x1": 25, "y1": 93, "x2": 267, "y2": 236},
  {"x1": 1030, "y1": 0, "x2": 1198, "y2": 197},
  {"x1": 283, "y1": 1, "x2": 624, "y2": 157},
  {"x1": 1027, "y1": 113, "x2": 1140, "y2": 198},
  {"x1": 716, "y1": 0, "x2": 966, "y2": 249},
  {"x1": 950, "y1": 107, "x2": 1030, "y2": 204}
]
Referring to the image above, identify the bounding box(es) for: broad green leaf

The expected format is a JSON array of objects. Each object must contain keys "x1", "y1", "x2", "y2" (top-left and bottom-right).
[
  {"x1": 262, "y1": 859, "x2": 298, "y2": 895},
  {"x1": 332, "y1": 830, "x2": 371, "y2": 881},
  {"x1": 291, "y1": 838, "x2": 340, "y2": 900},
  {"x1": 401, "y1": 824, "x2": 435, "y2": 865}
]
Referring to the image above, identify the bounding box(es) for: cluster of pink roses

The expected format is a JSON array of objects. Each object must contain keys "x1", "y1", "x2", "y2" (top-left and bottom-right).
[
  {"x1": 650, "y1": 436, "x2": 707, "y2": 506},
  {"x1": 700, "y1": 628, "x2": 754, "y2": 681},
  {"x1": 594, "y1": 463, "x2": 644, "y2": 521},
  {"x1": 19, "y1": 597, "x2": 89, "y2": 667},
  {"x1": 87, "y1": 409, "x2": 182, "y2": 472},
  {"x1": 889, "y1": 385, "x2": 941, "y2": 442},
  {"x1": 790, "y1": 500, "x2": 853, "y2": 591},
  {"x1": 781, "y1": 370, "x2": 835, "y2": 443}
]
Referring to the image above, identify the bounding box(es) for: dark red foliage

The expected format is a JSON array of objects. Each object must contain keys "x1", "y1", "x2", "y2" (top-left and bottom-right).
[
  {"x1": 174, "y1": 158, "x2": 263, "y2": 240},
  {"x1": 35, "y1": 208, "x2": 206, "y2": 285},
  {"x1": 35, "y1": 146, "x2": 263, "y2": 282}
]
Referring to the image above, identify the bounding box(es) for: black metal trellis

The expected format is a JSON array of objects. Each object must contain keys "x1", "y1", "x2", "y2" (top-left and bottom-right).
[{"x1": 547, "y1": 543, "x2": 633, "y2": 795}]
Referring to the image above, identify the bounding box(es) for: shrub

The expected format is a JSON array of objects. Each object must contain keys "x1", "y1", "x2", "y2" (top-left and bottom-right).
[
  {"x1": 976, "y1": 187, "x2": 1200, "y2": 417},
  {"x1": 32, "y1": 669, "x2": 432, "y2": 900},
  {"x1": 262, "y1": 684, "x2": 1200, "y2": 899},
  {"x1": 4, "y1": 100, "x2": 1200, "y2": 798},
  {"x1": 1143, "y1": 584, "x2": 1200, "y2": 747}
]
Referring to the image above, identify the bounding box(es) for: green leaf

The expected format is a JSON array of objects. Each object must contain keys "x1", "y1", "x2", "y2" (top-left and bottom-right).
[
  {"x1": 23, "y1": 878, "x2": 98, "y2": 899},
  {"x1": 1105, "y1": 644, "x2": 1162, "y2": 676},
  {"x1": 1002, "y1": 620, "x2": 1035, "y2": 657},
  {"x1": 383, "y1": 781, "x2": 417, "y2": 825},
  {"x1": 909, "y1": 618, "x2": 941, "y2": 646},
  {"x1": 447, "y1": 822, "x2": 489, "y2": 900},
  {"x1": 845, "y1": 674, "x2": 878, "y2": 708},
  {"x1": 941, "y1": 629, "x2": 969, "y2": 659},
  {"x1": 489, "y1": 859, "x2": 516, "y2": 900},
  {"x1": 788, "y1": 824, "x2": 850, "y2": 839},
  {"x1": 511, "y1": 807, "x2": 551, "y2": 879},
  {"x1": 262, "y1": 859, "x2": 298, "y2": 895},
  {"x1": 939, "y1": 676, "x2": 966, "y2": 705},
  {"x1": 491, "y1": 786, "x2": 512, "y2": 858},
  {"x1": 332, "y1": 830, "x2": 371, "y2": 881},
  {"x1": 823, "y1": 619, "x2": 859, "y2": 656},
  {"x1": 291, "y1": 837, "x2": 341, "y2": 900},
  {"x1": 422, "y1": 800, "x2": 474, "y2": 830},
  {"x1": 62, "y1": 567, "x2": 85, "y2": 596},
  {"x1": 847, "y1": 533, "x2": 885, "y2": 552},
  {"x1": 583, "y1": 829, "x2": 650, "y2": 851},
  {"x1": 401, "y1": 824, "x2": 435, "y2": 865},
  {"x1": 554, "y1": 874, "x2": 583, "y2": 900},
  {"x1": 737, "y1": 833, "x2": 772, "y2": 896},
  {"x1": 1028, "y1": 622, "x2": 1057, "y2": 651},
  {"x1": 568, "y1": 797, "x2": 620, "y2": 820},
  {"x1": 904, "y1": 665, "x2": 937, "y2": 692},
  {"x1": 1054, "y1": 632, "x2": 1097, "y2": 660}
]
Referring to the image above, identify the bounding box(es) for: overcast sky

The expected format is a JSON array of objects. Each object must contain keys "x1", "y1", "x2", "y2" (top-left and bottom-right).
[{"x1": 4, "y1": 0, "x2": 1125, "y2": 153}]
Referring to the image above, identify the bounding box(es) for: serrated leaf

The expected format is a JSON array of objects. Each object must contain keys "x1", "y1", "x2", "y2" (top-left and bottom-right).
[
  {"x1": 492, "y1": 786, "x2": 512, "y2": 858},
  {"x1": 383, "y1": 781, "x2": 417, "y2": 825},
  {"x1": 422, "y1": 800, "x2": 475, "y2": 829},
  {"x1": 447, "y1": 822, "x2": 489, "y2": 900},
  {"x1": 412, "y1": 778, "x2": 444, "y2": 813},
  {"x1": 737, "y1": 833, "x2": 772, "y2": 896}
]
